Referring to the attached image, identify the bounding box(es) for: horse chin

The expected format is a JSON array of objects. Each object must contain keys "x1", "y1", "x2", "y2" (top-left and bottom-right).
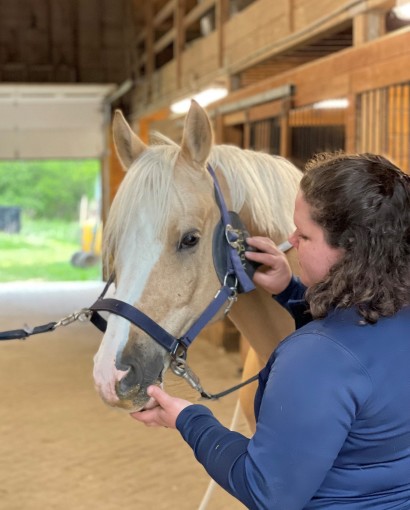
[
  {"x1": 111, "y1": 380, "x2": 164, "y2": 412},
  {"x1": 141, "y1": 392, "x2": 161, "y2": 411}
]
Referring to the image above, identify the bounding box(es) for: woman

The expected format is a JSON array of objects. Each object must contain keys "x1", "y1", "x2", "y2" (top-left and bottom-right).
[{"x1": 131, "y1": 153, "x2": 410, "y2": 509}]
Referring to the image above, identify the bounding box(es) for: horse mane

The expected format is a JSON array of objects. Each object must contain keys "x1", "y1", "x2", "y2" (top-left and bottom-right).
[
  {"x1": 209, "y1": 144, "x2": 301, "y2": 241},
  {"x1": 103, "y1": 139, "x2": 301, "y2": 270}
]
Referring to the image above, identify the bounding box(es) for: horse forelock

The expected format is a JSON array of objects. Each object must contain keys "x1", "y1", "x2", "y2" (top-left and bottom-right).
[{"x1": 103, "y1": 144, "x2": 181, "y2": 272}]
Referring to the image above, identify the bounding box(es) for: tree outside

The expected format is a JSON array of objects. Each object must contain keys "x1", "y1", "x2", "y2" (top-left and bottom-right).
[{"x1": 0, "y1": 160, "x2": 102, "y2": 282}]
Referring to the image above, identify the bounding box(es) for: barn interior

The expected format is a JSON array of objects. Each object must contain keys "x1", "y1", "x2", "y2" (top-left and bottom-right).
[{"x1": 0, "y1": 1, "x2": 409, "y2": 509}]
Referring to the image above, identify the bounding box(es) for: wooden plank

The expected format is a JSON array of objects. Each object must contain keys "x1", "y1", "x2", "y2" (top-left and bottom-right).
[
  {"x1": 293, "y1": 0, "x2": 348, "y2": 32},
  {"x1": 215, "y1": 29, "x2": 410, "y2": 111},
  {"x1": 216, "y1": 0, "x2": 229, "y2": 68},
  {"x1": 224, "y1": 111, "x2": 246, "y2": 126},
  {"x1": 374, "y1": 88, "x2": 381, "y2": 153},
  {"x1": 183, "y1": 0, "x2": 216, "y2": 29},
  {"x1": 345, "y1": 93, "x2": 356, "y2": 153},
  {"x1": 154, "y1": 27, "x2": 176, "y2": 53},
  {"x1": 353, "y1": 10, "x2": 386, "y2": 46},
  {"x1": 244, "y1": 112, "x2": 251, "y2": 149},
  {"x1": 181, "y1": 32, "x2": 218, "y2": 87},
  {"x1": 175, "y1": 0, "x2": 185, "y2": 88},
  {"x1": 387, "y1": 86, "x2": 396, "y2": 163},
  {"x1": 225, "y1": 0, "x2": 289, "y2": 69},
  {"x1": 248, "y1": 100, "x2": 283, "y2": 122},
  {"x1": 154, "y1": 0, "x2": 176, "y2": 27},
  {"x1": 402, "y1": 84, "x2": 409, "y2": 173},
  {"x1": 145, "y1": 3, "x2": 154, "y2": 80},
  {"x1": 289, "y1": 108, "x2": 345, "y2": 127}
]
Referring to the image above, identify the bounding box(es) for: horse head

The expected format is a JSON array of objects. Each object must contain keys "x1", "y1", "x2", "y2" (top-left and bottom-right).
[{"x1": 93, "y1": 101, "x2": 228, "y2": 411}]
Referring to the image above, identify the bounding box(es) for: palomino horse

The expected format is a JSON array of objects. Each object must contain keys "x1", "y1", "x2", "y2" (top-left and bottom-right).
[{"x1": 93, "y1": 100, "x2": 301, "y2": 430}]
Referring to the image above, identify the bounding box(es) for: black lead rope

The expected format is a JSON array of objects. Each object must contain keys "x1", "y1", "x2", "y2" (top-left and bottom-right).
[
  {"x1": 0, "y1": 307, "x2": 259, "y2": 400},
  {"x1": 200, "y1": 374, "x2": 259, "y2": 400},
  {"x1": 0, "y1": 308, "x2": 92, "y2": 341},
  {"x1": 0, "y1": 322, "x2": 57, "y2": 341}
]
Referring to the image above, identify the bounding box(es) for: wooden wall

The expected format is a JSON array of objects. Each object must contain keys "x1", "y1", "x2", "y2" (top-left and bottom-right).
[
  {"x1": 132, "y1": 0, "x2": 395, "y2": 114},
  {"x1": 357, "y1": 83, "x2": 410, "y2": 172},
  {"x1": 109, "y1": 0, "x2": 409, "y2": 205}
]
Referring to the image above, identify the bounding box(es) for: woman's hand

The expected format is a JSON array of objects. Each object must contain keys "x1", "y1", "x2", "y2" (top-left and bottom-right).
[
  {"x1": 130, "y1": 386, "x2": 192, "y2": 429},
  {"x1": 245, "y1": 236, "x2": 292, "y2": 295}
]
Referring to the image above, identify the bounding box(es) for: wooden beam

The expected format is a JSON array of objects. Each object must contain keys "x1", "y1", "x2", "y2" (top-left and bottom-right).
[
  {"x1": 216, "y1": 0, "x2": 229, "y2": 68},
  {"x1": 280, "y1": 99, "x2": 291, "y2": 158},
  {"x1": 145, "y1": 3, "x2": 154, "y2": 81},
  {"x1": 154, "y1": 0, "x2": 176, "y2": 27},
  {"x1": 224, "y1": 111, "x2": 247, "y2": 126},
  {"x1": 248, "y1": 100, "x2": 284, "y2": 122},
  {"x1": 353, "y1": 9, "x2": 386, "y2": 46},
  {"x1": 153, "y1": 28, "x2": 176, "y2": 54},
  {"x1": 183, "y1": 0, "x2": 215, "y2": 29},
  {"x1": 288, "y1": 0, "x2": 295, "y2": 33},
  {"x1": 136, "y1": 29, "x2": 146, "y2": 45},
  {"x1": 175, "y1": 0, "x2": 185, "y2": 89}
]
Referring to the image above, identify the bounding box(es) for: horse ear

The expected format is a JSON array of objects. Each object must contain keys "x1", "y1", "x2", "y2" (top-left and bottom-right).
[
  {"x1": 180, "y1": 100, "x2": 213, "y2": 167},
  {"x1": 112, "y1": 110, "x2": 147, "y2": 171}
]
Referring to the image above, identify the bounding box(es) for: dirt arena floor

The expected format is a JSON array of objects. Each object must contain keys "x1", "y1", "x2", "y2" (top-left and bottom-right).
[{"x1": 0, "y1": 282, "x2": 249, "y2": 510}]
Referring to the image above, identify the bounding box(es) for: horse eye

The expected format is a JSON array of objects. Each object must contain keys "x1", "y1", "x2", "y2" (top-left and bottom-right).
[{"x1": 178, "y1": 231, "x2": 200, "y2": 250}]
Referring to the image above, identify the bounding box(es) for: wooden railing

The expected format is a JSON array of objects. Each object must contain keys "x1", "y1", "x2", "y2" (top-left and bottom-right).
[{"x1": 132, "y1": 0, "x2": 394, "y2": 115}]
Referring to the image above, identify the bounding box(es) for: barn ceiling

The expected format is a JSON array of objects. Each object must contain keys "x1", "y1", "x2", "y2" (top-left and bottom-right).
[{"x1": 0, "y1": 0, "x2": 139, "y2": 86}]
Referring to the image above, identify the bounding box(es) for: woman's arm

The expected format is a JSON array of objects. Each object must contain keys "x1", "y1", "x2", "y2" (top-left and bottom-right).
[{"x1": 176, "y1": 333, "x2": 372, "y2": 510}]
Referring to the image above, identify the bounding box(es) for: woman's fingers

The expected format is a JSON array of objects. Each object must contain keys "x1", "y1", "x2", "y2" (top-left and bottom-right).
[
  {"x1": 245, "y1": 237, "x2": 292, "y2": 295},
  {"x1": 246, "y1": 236, "x2": 279, "y2": 251},
  {"x1": 130, "y1": 386, "x2": 193, "y2": 429},
  {"x1": 130, "y1": 408, "x2": 162, "y2": 426}
]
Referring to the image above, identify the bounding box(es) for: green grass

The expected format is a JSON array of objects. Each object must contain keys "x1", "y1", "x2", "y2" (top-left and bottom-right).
[{"x1": 0, "y1": 218, "x2": 101, "y2": 282}]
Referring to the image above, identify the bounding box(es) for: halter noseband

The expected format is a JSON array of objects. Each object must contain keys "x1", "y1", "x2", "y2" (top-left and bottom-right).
[{"x1": 88, "y1": 164, "x2": 257, "y2": 367}]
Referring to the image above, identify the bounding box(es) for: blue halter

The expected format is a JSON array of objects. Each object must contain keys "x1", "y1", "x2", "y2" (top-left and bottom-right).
[{"x1": 88, "y1": 163, "x2": 256, "y2": 360}]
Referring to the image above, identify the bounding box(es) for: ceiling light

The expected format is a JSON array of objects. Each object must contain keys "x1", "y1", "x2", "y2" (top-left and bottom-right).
[
  {"x1": 393, "y1": 1, "x2": 410, "y2": 20},
  {"x1": 313, "y1": 98, "x2": 349, "y2": 109},
  {"x1": 171, "y1": 87, "x2": 228, "y2": 114}
]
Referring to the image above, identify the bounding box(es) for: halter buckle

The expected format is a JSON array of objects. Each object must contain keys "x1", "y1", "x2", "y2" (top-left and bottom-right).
[
  {"x1": 225, "y1": 224, "x2": 240, "y2": 249},
  {"x1": 170, "y1": 355, "x2": 212, "y2": 397},
  {"x1": 170, "y1": 341, "x2": 187, "y2": 360},
  {"x1": 54, "y1": 309, "x2": 92, "y2": 328}
]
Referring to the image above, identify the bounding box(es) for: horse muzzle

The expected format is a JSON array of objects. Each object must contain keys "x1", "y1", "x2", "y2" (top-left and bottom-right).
[{"x1": 93, "y1": 333, "x2": 167, "y2": 411}]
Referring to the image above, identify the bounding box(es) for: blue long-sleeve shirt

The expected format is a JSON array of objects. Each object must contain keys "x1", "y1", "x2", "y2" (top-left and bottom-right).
[{"x1": 176, "y1": 277, "x2": 410, "y2": 509}]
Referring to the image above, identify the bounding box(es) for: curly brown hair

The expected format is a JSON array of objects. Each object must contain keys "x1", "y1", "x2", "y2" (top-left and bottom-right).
[{"x1": 301, "y1": 152, "x2": 410, "y2": 323}]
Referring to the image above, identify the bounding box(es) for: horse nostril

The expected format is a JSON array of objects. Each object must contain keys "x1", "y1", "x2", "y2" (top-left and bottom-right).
[
  {"x1": 117, "y1": 365, "x2": 142, "y2": 395},
  {"x1": 115, "y1": 344, "x2": 166, "y2": 399}
]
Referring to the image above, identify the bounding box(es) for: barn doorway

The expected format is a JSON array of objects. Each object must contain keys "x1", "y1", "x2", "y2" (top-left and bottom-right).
[{"x1": 0, "y1": 84, "x2": 115, "y2": 282}]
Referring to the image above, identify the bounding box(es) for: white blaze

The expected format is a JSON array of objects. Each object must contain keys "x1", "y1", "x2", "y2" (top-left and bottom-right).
[{"x1": 93, "y1": 215, "x2": 163, "y2": 403}]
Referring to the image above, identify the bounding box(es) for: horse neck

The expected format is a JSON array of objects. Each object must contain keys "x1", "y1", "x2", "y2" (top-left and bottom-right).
[
  {"x1": 223, "y1": 198, "x2": 300, "y2": 361},
  {"x1": 211, "y1": 145, "x2": 300, "y2": 244},
  {"x1": 211, "y1": 146, "x2": 301, "y2": 360},
  {"x1": 229, "y1": 248, "x2": 300, "y2": 362}
]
